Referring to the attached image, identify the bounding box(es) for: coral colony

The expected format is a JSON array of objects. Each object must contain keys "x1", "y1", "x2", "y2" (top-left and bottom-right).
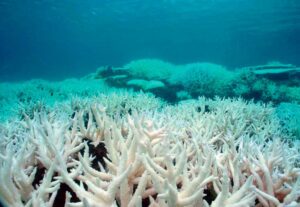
[{"x1": 0, "y1": 59, "x2": 300, "y2": 207}]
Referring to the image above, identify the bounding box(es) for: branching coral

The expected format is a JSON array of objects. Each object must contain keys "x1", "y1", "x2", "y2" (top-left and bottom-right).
[{"x1": 0, "y1": 97, "x2": 299, "y2": 207}]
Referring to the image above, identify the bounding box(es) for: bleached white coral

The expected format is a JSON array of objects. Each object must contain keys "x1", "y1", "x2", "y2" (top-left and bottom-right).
[
  {"x1": 169, "y1": 62, "x2": 235, "y2": 96},
  {"x1": 124, "y1": 59, "x2": 176, "y2": 80},
  {"x1": 0, "y1": 96, "x2": 299, "y2": 207}
]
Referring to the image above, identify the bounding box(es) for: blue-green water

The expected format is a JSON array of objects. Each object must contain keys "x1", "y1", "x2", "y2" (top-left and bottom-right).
[{"x1": 0, "y1": 0, "x2": 300, "y2": 81}]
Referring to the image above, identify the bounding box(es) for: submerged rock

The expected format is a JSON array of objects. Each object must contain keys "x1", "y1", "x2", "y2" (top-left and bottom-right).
[{"x1": 242, "y1": 62, "x2": 300, "y2": 81}]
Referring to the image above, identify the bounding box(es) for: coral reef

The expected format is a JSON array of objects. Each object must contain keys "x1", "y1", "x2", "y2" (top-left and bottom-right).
[
  {"x1": 168, "y1": 62, "x2": 234, "y2": 97},
  {"x1": 0, "y1": 78, "x2": 112, "y2": 121},
  {"x1": 1, "y1": 59, "x2": 300, "y2": 206},
  {"x1": 276, "y1": 102, "x2": 300, "y2": 138},
  {"x1": 231, "y1": 69, "x2": 300, "y2": 104},
  {"x1": 86, "y1": 59, "x2": 300, "y2": 104},
  {"x1": 123, "y1": 59, "x2": 176, "y2": 80},
  {"x1": 0, "y1": 95, "x2": 299, "y2": 207}
]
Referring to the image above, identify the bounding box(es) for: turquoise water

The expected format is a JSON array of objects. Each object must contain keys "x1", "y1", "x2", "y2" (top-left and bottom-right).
[{"x1": 0, "y1": 0, "x2": 300, "y2": 80}]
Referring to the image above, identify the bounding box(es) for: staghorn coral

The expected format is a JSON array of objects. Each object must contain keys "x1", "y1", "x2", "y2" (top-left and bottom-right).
[
  {"x1": 0, "y1": 97, "x2": 299, "y2": 207},
  {"x1": 0, "y1": 78, "x2": 113, "y2": 122}
]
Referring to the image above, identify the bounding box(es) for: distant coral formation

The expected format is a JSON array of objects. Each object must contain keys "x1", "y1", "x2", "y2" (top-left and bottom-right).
[
  {"x1": 123, "y1": 59, "x2": 176, "y2": 80},
  {"x1": 86, "y1": 59, "x2": 300, "y2": 104},
  {"x1": 0, "y1": 94, "x2": 299, "y2": 207},
  {"x1": 168, "y1": 62, "x2": 234, "y2": 97}
]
